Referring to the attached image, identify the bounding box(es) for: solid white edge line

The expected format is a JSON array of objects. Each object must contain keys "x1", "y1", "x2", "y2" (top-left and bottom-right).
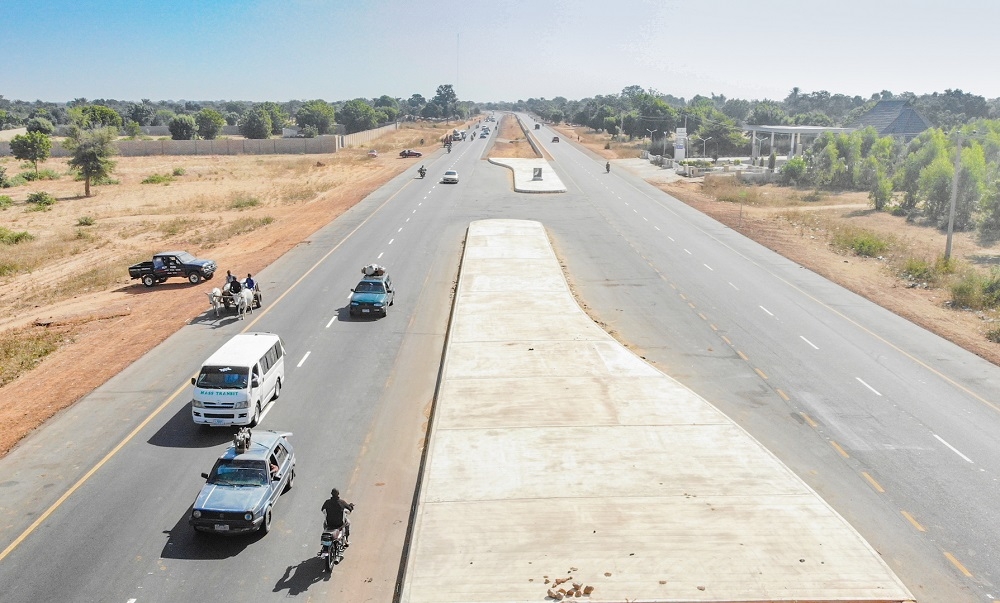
[
  {"x1": 704, "y1": 264, "x2": 714, "y2": 271},
  {"x1": 325, "y1": 316, "x2": 337, "y2": 328},
  {"x1": 297, "y1": 351, "x2": 311, "y2": 368},
  {"x1": 856, "y1": 377, "x2": 882, "y2": 396},
  {"x1": 933, "y1": 433, "x2": 974, "y2": 463},
  {"x1": 800, "y1": 335, "x2": 819, "y2": 349},
  {"x1": 759, "y1": 305, "x2": 773, "y2": 316},
  {"x1": 729, "y1": 282, "x2": 739, "y2": 290},
  {"x1": 388, "y1": 238, "x2": 395, "y2": 245},
  {"x1": 398, "y1": 227, "x2": 402, "y2": 233}
]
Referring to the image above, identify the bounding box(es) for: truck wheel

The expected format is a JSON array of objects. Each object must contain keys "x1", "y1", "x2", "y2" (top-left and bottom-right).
[
  {"x1": 187, "y1": 272, "x2": 201, "y2": 284},
  {"x1": 142, "y1": 274, "x2": 156, "y2": 287},
  {"x1": 260, "y1": 507, "x2": 272, "y2": 534}
]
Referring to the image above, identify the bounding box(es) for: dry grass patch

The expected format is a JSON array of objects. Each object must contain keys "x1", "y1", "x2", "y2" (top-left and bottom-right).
[{"x1": 0, "y1": 324, "x2": 74, "y2": 387}]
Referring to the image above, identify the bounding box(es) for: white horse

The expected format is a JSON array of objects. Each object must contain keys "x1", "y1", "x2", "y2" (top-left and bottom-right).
[
  {"x1": 235, "y1": 288, "x2": 254, "y2": 320},
  {"x1": 207, "y1": 288, "x2": 224, "y2": 317}
]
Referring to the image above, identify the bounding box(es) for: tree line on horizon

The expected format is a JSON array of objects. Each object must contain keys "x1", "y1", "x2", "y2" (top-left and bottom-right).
[{"x1": 0, "y1": 84, "x2": 473, "y2": 141}]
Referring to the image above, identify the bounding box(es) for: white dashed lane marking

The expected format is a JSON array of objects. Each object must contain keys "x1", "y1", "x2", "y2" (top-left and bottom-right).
[{"x1": 297, "y1": 351, "x2": 311, "y2": 368}]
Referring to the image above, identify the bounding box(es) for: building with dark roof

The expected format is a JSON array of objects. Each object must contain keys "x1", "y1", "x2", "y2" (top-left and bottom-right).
[{"x1": 846, "y1": 100, "x2": 932, "y2": 140}]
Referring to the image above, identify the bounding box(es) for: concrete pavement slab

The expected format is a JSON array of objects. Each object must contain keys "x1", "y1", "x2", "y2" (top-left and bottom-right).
[{"x1": 400, "y1": 219, "x2": 913, "y2": 603}]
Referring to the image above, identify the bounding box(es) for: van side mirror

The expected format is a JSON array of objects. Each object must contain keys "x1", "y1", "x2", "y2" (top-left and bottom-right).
[
  {"x1": 201, "y1": 472, "x2": 209, "y2": 479},
  {"x1": 251, "y1": 378, "x2": 260, "y2": 388},
  {"x1": 191, "y1": 377, "x2": 196, "y2": 386},
  {"x1": 350, "y1": 288, "x2": 355, "y2": 292}
]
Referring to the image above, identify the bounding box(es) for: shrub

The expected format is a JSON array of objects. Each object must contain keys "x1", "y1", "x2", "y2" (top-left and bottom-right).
[
  {"x1": 0, "y1": 195, "x2": 12, "y2": 208},
  {"x1": 0, "y1": 226, "x2": 34, "y2": 244},
  {"x1": 26, "y1": 191, "x2": 56, "y2": 206},
  {"x1": 950, "y1": 272, "x2": 986, "y2": 309},
  {"x1": 604, "y1": 142, "x2": 611, "y2": 149},
  {"x1": 19, "y1": 169, "x2": 60, "y2": 181},
  {"x1": 899, "y1": 257, "x2": 935, "y2": 282},
  {"x1": 168, "y1": 114, "x2": 197, "y2": 140},
  {"x1": 831, "y1": 227, "x2": 890, "y2": 257},
  {"x1": 172, "y1": 167, "x2": 186, "y2": 176},
  {"x1": 141, "y1": 173, "x2": 173, "y2": 184},
  {"x1": 77, "y1": 216, "x2": 95, "y2": 226},
  {"x1": 986, "y1": 327, "x2": 1000, "y2": 344},
  {"x1": 0, "y1": 166, "x2": 9, "y2": 188},
  {"x1": 230, "y1": 194, "x2": 260, "y2": 209},
  {"x1": 779, "y1": 156, "x2": 808, "y2": 185}
]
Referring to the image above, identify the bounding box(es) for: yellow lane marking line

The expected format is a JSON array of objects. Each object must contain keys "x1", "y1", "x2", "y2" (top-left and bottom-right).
[
  {"x1": 754, "y1": 368, "x2": 768, "y2": 380},
  {"x1": 697, "y1": 312, "x2": 707, "y2": 321},
  {"x1": 901, "y1": 511, "x2": 926, "y2": 532},
  {"x1": 737, "y1": 350, "x2": 749, "y2": 361},
  {"x1": 798, "y1": 411, "x2": 817, "y2": 427},
  {"x1": 720, "y1": 336, "x2": 732, "y2": 346},
  {"x1": 944, "y1": 552, "x2": 974, "y2": 577},
  {"x1": 861, "y1": 471, "x2": 885, "y2": 493},
  {"x1": 776, "y1": 389, "x2": 789, "y2": 402},
  {"x1": 0, "y1": 176, "x2": 414, "y2": 563},
  {"x1": 829, "y1": 441, "x2": 850, "y2": 458}
]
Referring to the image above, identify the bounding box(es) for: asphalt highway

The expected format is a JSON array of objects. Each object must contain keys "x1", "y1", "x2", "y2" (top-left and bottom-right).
[{"x1": 0, "y1": 114, "x2": 996, "y2": 602}]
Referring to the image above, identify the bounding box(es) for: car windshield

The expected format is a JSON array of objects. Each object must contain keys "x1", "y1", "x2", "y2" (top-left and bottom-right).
[
  {"x1": 175, "y1": 251, "x2": 197, "y2": 263},
  {"x1": 195, "y1": 366, "x2": 249, "y2": 389},
  {"x1": 209, "y1": 459, "x2": 268, "y2": 487},
  {"x1": 355, "y1": 281, "x2": 386, "y2": 294}
]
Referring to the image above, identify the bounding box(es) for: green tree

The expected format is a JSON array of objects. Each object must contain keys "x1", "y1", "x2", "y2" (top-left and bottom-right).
[
  {"x1": 238, "y1": 107, "x2": 272, "y2": 139},
  {"x1": 10, "y1": 131, "x2": 52, "y2": 176},
  {"x1": 338, "y1": 99, "x2": 378, "y2": 134},
  {"x1": 295, "y1": 100, "x2": 336, "y2": 134},
  {"x1": 918, "y1": 154, "x2": 954, "y2": 226},
  {"x1": 26, "y1": 117, "x2": 55, "y2": 135},
  {"x1": 69, "y1": 105, "x2": 123, "y2": 129},
  {"x1": 420, "y1": 102, "x2": 440, "y2": 119},
  {"x1": 432, "y1": 84, "x2": 458, "y2": 121},
  {"x1": 257, "y1": 102, "x2": 289, "y2": 135},
  {"x1": 896, "y1": 129, "x2": 949, "y2": 210},
  {"x1": 196, "y1": 108, "x2": 226, "y2": 139},
  {"x1": 152, "y1": 109, "x2": 176, "y2": 126},
  {"x1": 746, "y1": 101, "x2": 787, "y2": 126},
  {"x1": 126, "y1": 100, "x2": 156, "y2": 126},
  {"x1": 0, "y1": 109, "x2": 17, "y2": 129},
  {"x1": 168, "y1": 115, "x2": 197, "y2": 140},
  {"x1": 63, "y1": 127, "x2": 117, "y2": 197}
]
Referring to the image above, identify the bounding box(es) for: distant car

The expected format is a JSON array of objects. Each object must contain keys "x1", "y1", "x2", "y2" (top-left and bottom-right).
[
  {"x1": 480, "y1": 132, "x2": 488, "y2": 138},
  {"x1": 552, "y1": 136, "x2": 560, "y2": 143},
  {"x1": 367, "y1": 149, "x2": 378, "y2": 158},
  {"x1": 189, "y1": 429, "x2": 295, "y2": 535},
  {"x1": 443, "y1": 170, "x2": 459, "y2": 184},
  {"x1": 350, "y1": 272, "x2": 394, "y2": 317},
  {"x1": 399, "y1": 149, "x2": 422, "y2": 158}
]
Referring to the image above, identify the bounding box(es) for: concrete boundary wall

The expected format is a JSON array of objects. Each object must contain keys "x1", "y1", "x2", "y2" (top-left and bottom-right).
[{"x1": 339, "y1": 123, "x2": 398, "y2": 148}]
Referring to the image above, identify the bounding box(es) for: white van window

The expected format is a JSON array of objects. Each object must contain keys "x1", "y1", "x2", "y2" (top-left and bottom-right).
[{"x1": 196, "y1": 366, "x2": 248, "y2": 389}]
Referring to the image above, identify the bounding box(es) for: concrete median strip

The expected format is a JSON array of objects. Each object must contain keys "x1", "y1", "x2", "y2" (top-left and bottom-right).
[
  {"x1": 400, "y1": 219, "x2": 913, "y2": 603},
  {"x1": 488, "y1": 157, "x2": 567, "y2": 193}
]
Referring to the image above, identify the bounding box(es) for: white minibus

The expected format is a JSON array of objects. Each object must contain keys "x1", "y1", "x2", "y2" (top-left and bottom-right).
[{"x1": 191, "y1": 332, "x2": 285, "y2": 427}]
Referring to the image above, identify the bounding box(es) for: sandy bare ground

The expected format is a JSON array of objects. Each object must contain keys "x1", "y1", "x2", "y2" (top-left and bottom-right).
[
  {"x1": 488, "y1": 114, "x2": 540, "y2": 159},
  {"x1": 0, "y1": 120, "x2": 473, "y2": 456}
]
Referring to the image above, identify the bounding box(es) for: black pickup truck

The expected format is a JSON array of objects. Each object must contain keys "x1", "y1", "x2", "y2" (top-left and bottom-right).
[{"x1": 129, "y1": 251, "x2": 217, "y2": 287}]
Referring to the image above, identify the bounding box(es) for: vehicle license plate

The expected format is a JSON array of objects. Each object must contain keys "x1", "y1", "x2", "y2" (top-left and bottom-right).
[
  {"x1": 321, "y1": 539, "x2": 332, "y2": 546},
  {"x1": 213, "y1": 419, "x2": 227, "y2": 425},
  {"x1": 214, "y1": 524, "x2": 229, "y2": 531},
  {"x1": 362, "y1": 309, "x2": 370, "y2": 313}
]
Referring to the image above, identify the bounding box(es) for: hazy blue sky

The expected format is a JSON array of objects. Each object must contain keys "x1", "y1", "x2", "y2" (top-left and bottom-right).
[{"x1": 6, "y1": 0, "x2": 1000, "y2": 104}]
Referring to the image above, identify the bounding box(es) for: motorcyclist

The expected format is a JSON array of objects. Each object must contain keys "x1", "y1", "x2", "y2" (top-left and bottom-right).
[
  {"x1": 418, "y1": 165, "x2": 426, "y2": 178},
  {"x1": 322, "y1": 488, "x2": 355, "y2": 546}
]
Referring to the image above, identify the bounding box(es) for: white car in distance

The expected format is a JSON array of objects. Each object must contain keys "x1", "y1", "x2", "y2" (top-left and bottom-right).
[{"x1": 442, "y1": 170, "x2": 459, "y2": 184}]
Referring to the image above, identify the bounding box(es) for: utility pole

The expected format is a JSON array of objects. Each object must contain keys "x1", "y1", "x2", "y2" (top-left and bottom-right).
[{"x1": 944, "y1": 131, "x2": 963, "y2": 262}]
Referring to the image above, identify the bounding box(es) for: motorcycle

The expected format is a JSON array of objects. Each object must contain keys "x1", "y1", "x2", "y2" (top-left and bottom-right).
[
  {"x1": 319, "y1": 507, "x2": 352, "y2": 571},
  {"x1": 447, "y1": 146, "x2": 451, "y2": 153},
  {"x1": 418, "y1": 167, "x2": 426, "y2": 179}
]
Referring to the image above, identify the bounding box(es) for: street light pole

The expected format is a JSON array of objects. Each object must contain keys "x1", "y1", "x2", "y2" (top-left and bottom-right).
[
  {"x1": 945, "y1": 131, "x2": 964, "y2": 262},
  {"x1": 645, "y1": 128, "x2": 658, "y2": 155},
  {"x1": 702, "y1": 136, "x2": 712, "y2": 157}
]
